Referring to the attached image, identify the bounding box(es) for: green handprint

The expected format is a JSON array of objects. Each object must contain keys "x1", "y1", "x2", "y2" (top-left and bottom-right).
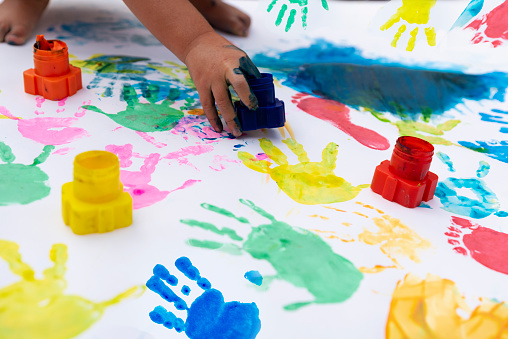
[
  {"x1": 238, "y1": 138, "x2": 369, "y2": 204},
  {"x1": 380, "y1": 0, "x2": 437, "y2": 51},
  {"x1": 182, "y1": 199, "x2": 363, "y2": 310},
  {"x1": 0, "y1": 142, "x2": 54, "y2": 206},
  {"x1": 267, "y1": 0, "x2": 329, "y2": 32},
  {"x1": 83, "y1": 83, "x2": 184, "y2": 132},
  {"x1": 0, "y1": 240, "x2": 143, "y2": 339}
]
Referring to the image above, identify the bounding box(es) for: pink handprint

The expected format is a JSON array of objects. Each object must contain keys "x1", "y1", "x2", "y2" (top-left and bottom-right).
[{"x1": 106, "y1": 144, "x2": 202, "y2": 209}]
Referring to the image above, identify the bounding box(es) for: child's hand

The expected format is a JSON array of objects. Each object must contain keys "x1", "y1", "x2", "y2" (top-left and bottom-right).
[{"x1": 184, "y1": 32, "x2": 261, "y2": 137}]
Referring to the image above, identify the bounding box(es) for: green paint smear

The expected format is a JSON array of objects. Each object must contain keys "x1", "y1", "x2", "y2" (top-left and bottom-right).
[
  {"x1": 201, "y1": 203, "x2": 249, "y2": 224},
  {"x1": 181, "y1": 220, "x2": 243, "y2": 241},
  {"x1": 0, "y1": 142, "x2": 16, "y2": 163},
  {"x1": 71, "y1": 55, "x2": 150, "y2": 74},
  {"x1": 183, "y1": 199, "x2": 363, "y2": 310},
  {"x1": 0, "y1": 145, "x2": 54, "y2": 206},
  {"x1": 83, "y1": 84, "x2": 184, "y2": 132},
  {"x1": 187, "y1": 239, "x2": 243, "y2": 256},
  {"x1": 149, "y1": 61, "x2": 195, "y2": 90},
  {"x1": 0, "y1": 240, "x2": 143, "y2": 339}
]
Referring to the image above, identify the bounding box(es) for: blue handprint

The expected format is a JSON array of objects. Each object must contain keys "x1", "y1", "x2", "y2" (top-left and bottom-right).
[
  {"x1": 267, "y1": 0, "x2": 329, "y2": 32},
  {"x1": 146, "y1": 257, "x2": 261, "y2": 339},
  {"x1": 435, "y1": 155, "x2": 507, "y2": 219}
]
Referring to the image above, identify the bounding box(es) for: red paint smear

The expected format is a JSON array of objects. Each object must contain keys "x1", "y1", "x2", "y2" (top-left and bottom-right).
[
  {"x1": 463, "y1": 226, "x2": 508, "y2": 274},
  {"x1": 467, "y1": 1, "x2": 508, "y2": 47},
  {"x1": 453, "y1": 247, "x2": 468, "y2": 256},
  {"x1": 293, "y1": 94, "x2": 389, "y2": 150},
  {"x1": 451, "y1": 216, "x2": 478, "y2": 230},
  {"x1": 448, "y1": 226, "x2": 461, "y2": 233},
  {"x1": 448, "y1": 239, "x2": 460, "y2": 245},
  {"x1": 444, "y1": 232, "x2": 460, "y2": 238}
]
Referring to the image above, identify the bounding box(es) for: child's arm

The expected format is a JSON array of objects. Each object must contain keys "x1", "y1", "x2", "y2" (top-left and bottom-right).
[{"x1": 123, "y1": 0, "x2": 260, "y2": 137}]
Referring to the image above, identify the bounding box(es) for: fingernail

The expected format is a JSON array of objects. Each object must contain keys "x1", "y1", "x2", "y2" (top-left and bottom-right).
[
  {"x1": 233, "y1": 128, "x2": 242, "y2": 137},
  {"x1": 213, "y1": 118, "x2": 223, "y2": 133}
]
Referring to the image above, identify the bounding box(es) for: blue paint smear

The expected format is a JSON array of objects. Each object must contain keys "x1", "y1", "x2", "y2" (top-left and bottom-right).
[
  {"x1": 253, "y1": 40, "x2": 508, "y2": 118},
  {"x1": 244, "y1": 271, "x2": 263, "y2": 286},
  {"x1": 49, "y1": 18, "x2": 160, "y2": 46},
  {"x1": 458, "y1": 140, "x2": 508, "y2": 163},
  {"x1": 495, "y1": 211, "x2": 508, "y2": 217},
  {"x1": 501, "y1": 127, "x2": 508, "y2": 133},
  {"x1": 436, "y1": 152, "x2": 455, "y2": 172},
  {"x1": 147, "y1": 275, "x2": 188, "y2": 310},
  {"x1": 182, "y1": 285, "x2": 191, "y2": 296},
  {"x1": 451, "y1": 0, "x2": 484, "y2": 29},
  {"x1": 154, "y1": 264, "x2": 178, "y2": 286},
  {"x1": 185, "y1": 288, "x2": 261, "y2": 339},
  {"x1": 435, "y1": 178, "x2": 500, "y2": 219},
  {"x1": 147, "y1": 258, "x2": 261, "y2": 339},
  {"x1": 476, "y1": 161, "x2": 490, "y2": 178},
  {"x1": 479, "y1": 110, "x2": 508, "y2": 125},
  {"x1": 418, "y1": 202, "x2": 432, "y2": 209}
]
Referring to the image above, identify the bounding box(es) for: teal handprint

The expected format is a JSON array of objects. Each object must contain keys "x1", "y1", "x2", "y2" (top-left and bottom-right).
[
  {"x1": 267, "y1": 0, "x2": 329, "y2": 32},
  {"x1": 83, "y1": 83, "x2": 184, "y2": 132},
  {"x1": 0, "y1": 142, "x2": 54, "y2": 206},
  {"x1": 182, "y1": 199, "x2": 363, "y2": 310}
]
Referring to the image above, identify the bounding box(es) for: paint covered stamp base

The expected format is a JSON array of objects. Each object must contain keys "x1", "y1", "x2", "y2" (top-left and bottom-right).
[
  {"x1": 62, "y1": 183, "x2": 132, "y2": 235},
  {"x1": 371, "y1": 160, "x2": 438, "y2": 208}
]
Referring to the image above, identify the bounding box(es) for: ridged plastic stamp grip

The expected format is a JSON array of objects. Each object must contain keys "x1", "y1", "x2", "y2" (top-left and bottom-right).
[
  {"x1": 234, "y1": 73, "x2": 285, "y2": 131},
  {"x1": 371, "y1": 136, "x2": 439, "y2": 208},
  {"x1": 23, "y1": 35, "x2": 82, "y2": 101},
  {"x1": 62, "y1": 151, "x2": 132, "y2": 235}
]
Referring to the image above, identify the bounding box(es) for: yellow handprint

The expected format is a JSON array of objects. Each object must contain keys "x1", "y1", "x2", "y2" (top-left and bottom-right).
[
  {"x1": 0, "y1": 240, "x2": 144, "y2": 339},
  {"x1": 238, "y1": 138, "x2": 369, "y2": 205},
  {"x1": 380, "y1": 0, "x2": 437, "y2": 51}
]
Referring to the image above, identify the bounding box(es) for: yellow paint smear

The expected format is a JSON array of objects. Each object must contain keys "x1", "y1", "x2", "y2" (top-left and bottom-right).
[
  {"x1": 0, "y1": 240, "x2": 144, "y2": 339},
  {"x1": 387, "y1": 274, "x2": 508, "y2": 339},
  {"x1": 324, "y1": 206, "x2": 346, "y2": 213},
  {"x1": 358, "y1": 214, "x2": 431, "y2": 267},
  {"x1": 359, "y1": 265, "x2": 397, "y2": 273},
  {"x1": 309, "y1": 214, "x2": 329, "y2": 220},
  {"x1": 187, "y1": 109, "x2": 205, "y2": 115},
  {"x1": 356, "y1": 201, "x2": 384, "y2": 214},
  {"x1": 319, "y1": 202, "x2": 431, "y2": 269}
]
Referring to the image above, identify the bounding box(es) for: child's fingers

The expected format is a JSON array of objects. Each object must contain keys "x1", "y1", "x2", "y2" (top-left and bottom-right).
[
  {"x1": 212, "y1": 84, "x2": 242, "y2": 137},
  {"x1": 229, "y1": 73, "x2": 258, "y2": 110},
  {"x1": 199, "y1": 89, "x2": 223, "y2": 133}
]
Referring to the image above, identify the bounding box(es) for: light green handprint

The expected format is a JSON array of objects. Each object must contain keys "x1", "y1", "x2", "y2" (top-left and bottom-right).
[
  {"x1": 182, "y1": 199, "x2": 363, "y2": 310},
  {"x1": 380, "y1": 0, "x2": 437, "y2": 51},
  {"x1": 83, "y1": 83, "x2": 184, "y2": 132},
  {"x1": 267, "y1": 0, "x2": 329, "y2": 32},
  {"x1": 369, "y1": 110, "x2": 460, "y2": 146}
]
